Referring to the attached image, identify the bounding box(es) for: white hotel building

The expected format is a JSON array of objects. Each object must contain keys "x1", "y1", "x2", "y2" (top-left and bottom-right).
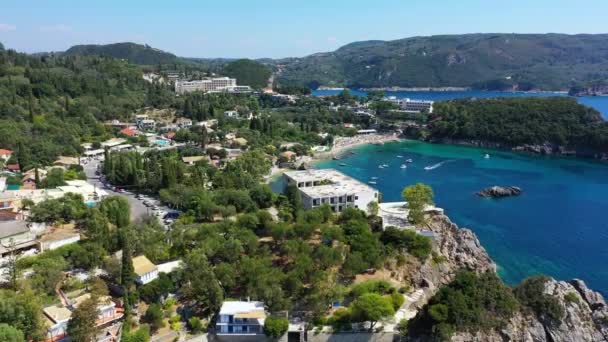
[
  {"x1": 283, "y1": 169, "x2": 379, "y2": 214},
  {"x1": 175, "y1": 77, "x2": 251, "y2": 94}
]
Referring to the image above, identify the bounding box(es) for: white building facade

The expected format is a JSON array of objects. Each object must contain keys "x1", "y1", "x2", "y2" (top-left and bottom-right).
[
  {"x1": 283, "y1": 169, "x2": 379, "y2": 214},
  {"x1": 175, "y1": 77, "x2": 237, "y2": 94},
  {"x1": 216, "y1": 301, "x2": 266, "y2": 336}
]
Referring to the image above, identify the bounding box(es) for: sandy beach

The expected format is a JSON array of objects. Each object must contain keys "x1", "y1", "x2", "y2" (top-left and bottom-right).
[{"x1": 315, "y1": 133, "x2": 401, "y2": 161}]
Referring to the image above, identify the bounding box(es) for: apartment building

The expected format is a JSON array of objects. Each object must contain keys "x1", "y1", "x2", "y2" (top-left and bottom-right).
[
  {"x1": 174, "y1": 77, "x2": 237, "y2": 94},
  {"x1": 283, "y1": 169, "x2": 379, "y2": 214}
]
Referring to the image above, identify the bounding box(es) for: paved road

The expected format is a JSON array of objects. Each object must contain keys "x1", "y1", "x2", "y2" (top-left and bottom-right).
[{"x1": 83, "y1": 159, "x2": 152, "y2": 220}]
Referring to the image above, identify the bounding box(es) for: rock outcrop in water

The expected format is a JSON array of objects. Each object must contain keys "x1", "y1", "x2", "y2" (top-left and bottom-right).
[
  {"x1": 407, "y1": 214, "x2": 608, "y2": 342},
  {"x1": 477, "y1": 185, "x2": 522, "y2": 198}
]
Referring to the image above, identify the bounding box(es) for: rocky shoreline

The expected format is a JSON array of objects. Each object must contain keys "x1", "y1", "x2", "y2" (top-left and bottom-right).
[
  {"x1": 412, "y1": 214, "x2": 608, "y2": 341},
  {"x1": 477, "y1": 185, "x2": 522, "y2": 198}
]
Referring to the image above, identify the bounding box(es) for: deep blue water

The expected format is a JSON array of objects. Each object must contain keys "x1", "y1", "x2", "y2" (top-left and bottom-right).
[
  {"x1": 313, "y1": 89, "x2": 608, "y2": 119},
  {"x1": 315, "y1": 141, "x2": 608, "y2": 295}
]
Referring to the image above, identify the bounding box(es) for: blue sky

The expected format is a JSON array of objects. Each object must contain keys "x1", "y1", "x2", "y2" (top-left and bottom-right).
[{"x1": 1, "y1": 0, "x2": 607, "y2": 58}]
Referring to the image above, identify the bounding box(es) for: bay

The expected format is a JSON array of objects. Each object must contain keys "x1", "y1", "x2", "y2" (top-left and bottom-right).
[
  {"x1": 314, "y1": 141, "x2": 608, "y2": 295},
  {"x1": 312, "y1": 89, "x2": 608, "y2": 119}
]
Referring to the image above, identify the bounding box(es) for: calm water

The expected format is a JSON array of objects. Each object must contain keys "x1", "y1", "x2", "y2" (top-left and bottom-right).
[
  {"x1": 315, "y1": 141, "x2": 608, "y2": 295},
  {"x1": 313, "y1": 89, "x2": 608, "y2": 119}
]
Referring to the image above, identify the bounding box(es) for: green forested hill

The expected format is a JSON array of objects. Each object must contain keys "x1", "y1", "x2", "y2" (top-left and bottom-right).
[
  {"x1": 222, "y1": 59, "x2": 271, "y2": 89},
  {"x1": 429, "y1": 97, "x2": 608, "y2": 150},
  {"x1": 277, "y1": 33, "x2": 608, "y2": 90},
  {"x1": 64, "y1": 42, "x2": 178, "y2": 65}
]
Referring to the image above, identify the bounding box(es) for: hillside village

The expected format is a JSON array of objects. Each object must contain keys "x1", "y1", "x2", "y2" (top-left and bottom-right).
[{"x1": 0, "y1": 45, "x2": 607, "y2": 342}]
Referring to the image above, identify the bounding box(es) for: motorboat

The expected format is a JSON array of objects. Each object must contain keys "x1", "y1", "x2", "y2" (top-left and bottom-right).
[{"x1": 400, "y1": 164, "x2": 407, "y2": 169}]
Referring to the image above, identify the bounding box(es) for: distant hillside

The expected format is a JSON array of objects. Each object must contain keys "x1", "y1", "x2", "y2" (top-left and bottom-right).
[
  {"x1": 277, "y1": 33, "x2": 608, "y2": 90},
  {"x1": 222, "y1": 59, "x2": 271, "y2": 89},
  {"x1": 64, "y1": 42, "x2": 178, "y2": 65},
  {"x1": 0, "y1": 42, "x2": 4, "y2": 50}
]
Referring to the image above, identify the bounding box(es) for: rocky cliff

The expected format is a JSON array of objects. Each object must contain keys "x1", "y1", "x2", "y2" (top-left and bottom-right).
[{"x1": 413, "y1": 214, "x2": 608, "y2": 342}]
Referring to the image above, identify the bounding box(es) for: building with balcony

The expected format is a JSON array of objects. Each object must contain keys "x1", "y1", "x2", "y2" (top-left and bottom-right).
[
  {"x1": 216, "y1": 301, "x2": 266, "y2": 337},
  {"x1": 283, "y1": 169, "x2": 379, "y2": 214},
  {"x1": 175, "y1": 77, "x2": 238, "y2": 94}
]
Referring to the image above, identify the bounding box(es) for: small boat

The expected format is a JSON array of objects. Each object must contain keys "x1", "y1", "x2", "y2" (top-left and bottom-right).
[
  {"x1": 368, "y1": 181, "x2": 377, "y2": 185},
  {"x1": 339, "y1": 163, "x2": 347, "y2": 167},
  {"x1": 400, "y1": 164, "x2": 407, "y2": 169},
  {"x1": 382, "y1": 164, "x2": 389, "y2": 168},
  {"x1": 332, "y1": 156, "x2": 340, "y2": 160},
  {"x1": 484, "y1": 154, "x2": 490, "y2": 159},
  {"x1": 378, "y1": 165, "x2": 384, "y2": 169},
  {"x1": 397, "y1": 155, "x2": 403, "y2": 158},
  {"x1": 371, "y1": 177, "x2": 379, "y2": 180},
  {"x1": 405, "y1": 159, "x2": 413, "y2": 163}
]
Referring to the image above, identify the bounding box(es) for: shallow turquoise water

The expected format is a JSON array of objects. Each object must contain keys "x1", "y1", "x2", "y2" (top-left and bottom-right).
[
  {"x1": 313, "y1": 90, "x2": 608, "y2": 119},
  {"x1": 315, "y1": 141, "x2": 608, "y2": 294}
]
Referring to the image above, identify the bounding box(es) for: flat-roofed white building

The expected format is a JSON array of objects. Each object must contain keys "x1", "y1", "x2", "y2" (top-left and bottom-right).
[
  {"x1": 175, "y1": 77, "x2": 237, "y2": 94},
  {"x1": 216, "y1": 301, "x2": 266, "y2": 336},
  {"x1": 400, "y1": 98, "x2": 434, "y2": 113},
  {"x1": 283, "y1": 169, "x2": 379, "y2": 214}
]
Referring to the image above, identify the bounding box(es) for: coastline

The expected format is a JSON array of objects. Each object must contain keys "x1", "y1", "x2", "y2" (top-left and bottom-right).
[{"x1": 312, "y1": 133, "x2": 402, "y2": 162}]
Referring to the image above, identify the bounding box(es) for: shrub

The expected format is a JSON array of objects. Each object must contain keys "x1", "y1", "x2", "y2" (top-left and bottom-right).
[
  {"x1": 327, "y1": 308, "x2": 352, "y2": 331},
  {"x1": 263, "y1": 316, "x2": 288, "y2": 339},
  {"x1": 187, "y1": 317, "x2": 207, "y2": 333},
  {"x1": 564, "y1": 292, "x2": 580, "y2": 305},
  {"x1": 389, "y1": 292, "x2": 405, "y2": 310},
  {"x1": 351, "y1": 280, "x2": 394, "y2": 298},
  {"x1": 515, "y1": 276, "x2": 564, "y2": 321}
]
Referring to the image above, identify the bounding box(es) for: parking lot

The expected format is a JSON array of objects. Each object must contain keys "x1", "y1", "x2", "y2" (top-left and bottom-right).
[{"x1": 83, "y1": 158, "x2": 178, "y2": 228}]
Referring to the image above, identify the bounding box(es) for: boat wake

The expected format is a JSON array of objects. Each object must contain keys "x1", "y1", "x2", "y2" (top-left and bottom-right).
[{"x1": 424, "y1": 160, "x2": 455, "y2": 171}]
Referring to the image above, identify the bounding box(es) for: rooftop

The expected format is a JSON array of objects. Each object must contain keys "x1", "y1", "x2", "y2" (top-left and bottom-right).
[
  {"x1": 182, "y1": 156, "x2": 207, "y2": 164},
  {"x1": 38, "y1": 226, "x2": 80, "y2": 243},
  {"x1": 132, "y1": 255, "x2": 157, "y2": 276},
  {"x1": 219, "y1": 301, "x2": 266, "y2": 317},
  {"x1": 284, "y1": 169, "x2": 377, "y2": 198},
  {"x1": 0, "y1": 220, "x2": 29, "y2": 239},
  {"x1": 43, "y1": 305, "x2": 72, "y2": 323}
]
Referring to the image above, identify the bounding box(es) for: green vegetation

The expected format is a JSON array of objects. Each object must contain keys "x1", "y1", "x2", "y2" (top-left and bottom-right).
[
  {"x1": 402, "y1": 183, "x2": 434, "y2": 225},
  {"x1": 411, "y1": 271, "x2": 519, "y2": 340},
  {"x1": 64, "y1": 42, "x2": 178, "y2": 65},
  {"x1": 351, "y1": 293, "x2": 395, "y2": 331},
  {"x1": 0, "y1": 324, "x2": 24, "y2": 342},
  {"x1": 381, "y1": 227, "x2": 432, "y2": 261},
  {"x1": 278, "y1": 33, "x2": 608, "y2": 90},
  {"x1": 430, "y1": 97, "x2": 608, "y2": 151},
  {"x1": 515, "y1": 276, "x2": 564, "y2": 321},
  {"x1": 67, "y1": 296, "x2": 100, "y2": 341},
  {"x1": 263, "y1": 316, "x2": 289, "y2": 339},
  {"x1": 222, "y1": 59, "x2": 271, "y2": 89}
]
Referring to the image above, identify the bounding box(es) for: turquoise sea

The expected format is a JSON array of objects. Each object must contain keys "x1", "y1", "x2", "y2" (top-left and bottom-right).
[
  {"x1": 312, "y1": 89, "x2": 608, "y2": 119},
  {"x1": 315, "y1": 141, "x2": 608, "y2": 295}
]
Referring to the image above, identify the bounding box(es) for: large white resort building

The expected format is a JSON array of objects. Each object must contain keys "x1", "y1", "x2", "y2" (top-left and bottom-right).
[
  {"x1": 283, "y1": 169, "x2": 379, "y2": 214},
  {"x1": 385, "y1": 96, "x2": 434, "y2": 113},
  {"x1": 175, "y1": 77, "x2": 251, "y2": 94}
]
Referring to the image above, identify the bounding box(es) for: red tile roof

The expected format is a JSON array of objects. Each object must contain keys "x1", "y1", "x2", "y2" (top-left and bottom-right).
[
  {"x1": 6, "y1": 164, "x2": 20, "y2": 171},
  {"x1": 120, "y1": 128, "x2": 137, "y2": 137},
  {"x1": 0, "y1": 149, "x2": 12, "y2": 156},
  {"x1": 164, "y1": 131, "x2": 176, "y2": 139}
]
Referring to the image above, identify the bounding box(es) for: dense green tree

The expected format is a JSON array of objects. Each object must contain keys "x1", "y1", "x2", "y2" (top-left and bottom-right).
[
  {"x1": 402, "y1": 183, "x2": 434, "y2": 225},
  {"x1": 0, "y1": 324, "x2": 24, "y2": 342},
  {"x1": 67, "y1": 297, "x2": 100, "y2": 342},
  {"x1": 143, "y1": 303, "x2": 165, "y2": 332},
  {"x1": 350, "y1": 293, "x2": 395, "y2": 331},
  {"x1": 263, "y1": 316, "x2": 289, "y2": 339}
]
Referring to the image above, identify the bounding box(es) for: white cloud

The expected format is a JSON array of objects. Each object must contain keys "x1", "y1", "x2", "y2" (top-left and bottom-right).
[
  {"x1": 0, "y1": 23, "x2": 16, "y2": 32},
  {"x1": 39, "y1": 24, "x2": 72, "y2": 33}
]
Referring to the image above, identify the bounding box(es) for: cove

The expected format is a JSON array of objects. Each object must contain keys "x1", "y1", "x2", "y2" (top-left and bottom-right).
[{"x1": 314, "y1": 140, "x2": 608, "y2": 295}]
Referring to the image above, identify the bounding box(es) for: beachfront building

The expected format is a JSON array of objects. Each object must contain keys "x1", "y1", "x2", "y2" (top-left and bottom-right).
[
  {"x1": 175, "y1": 77, "x2": 237, "y2": 94},
  {"x1": 283, "y1": 169, "x2": 379, "y2": 214},
  {"x1": 216, "y1": 301, "x2": 266, "y2": 337}
]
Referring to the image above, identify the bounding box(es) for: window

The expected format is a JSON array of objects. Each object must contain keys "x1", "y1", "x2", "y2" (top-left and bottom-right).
[
  {"x1": 313, "y1": 199, "x2": 320, "y2": 206},
  {"x1": 330, "y1": 197, "x2": 336, "y2": 204},
  {"x1": 355, "y1": 196, "x2": 359, "y2": 200},
  {"x1": 374, "y1": 192, "x2": 378, "y2": 198},
  {"x1": 347, "y1": 195, "x2": 353, "y2": 202}
]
